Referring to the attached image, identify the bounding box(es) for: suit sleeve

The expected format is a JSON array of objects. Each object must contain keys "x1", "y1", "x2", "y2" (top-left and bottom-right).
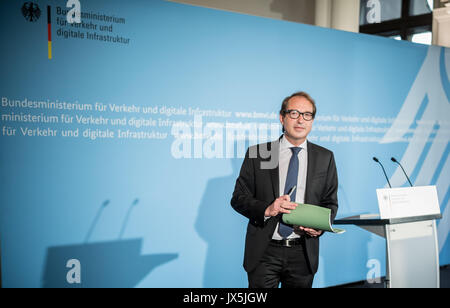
[
  {"x1": 230, "y1": 149, "x2": 271, "y2": 227},
  {"x1": 321, "y1": 152, "x2": 339, "y2": 223}
]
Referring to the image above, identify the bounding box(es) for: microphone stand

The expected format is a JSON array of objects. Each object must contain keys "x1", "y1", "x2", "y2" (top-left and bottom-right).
[
  {"x1": 391, "y1": 157, "x2": 413, "y2": 187},
  {"x1": 373, "y1": 157, "x2": 392, "y2": 188}
]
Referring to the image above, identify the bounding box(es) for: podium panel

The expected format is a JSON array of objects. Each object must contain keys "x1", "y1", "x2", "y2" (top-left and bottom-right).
[
  {"x1": 334, "y1": 214, "x2": 442, "y2": 288},
  {"x1": 386, "y1": 220, "x2": 440, "y2": 288}
]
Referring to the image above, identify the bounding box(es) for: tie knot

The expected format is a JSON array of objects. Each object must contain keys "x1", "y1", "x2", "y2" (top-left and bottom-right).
[{"x1": 290, "y1": 147, "x2": 301, "y2": 155}]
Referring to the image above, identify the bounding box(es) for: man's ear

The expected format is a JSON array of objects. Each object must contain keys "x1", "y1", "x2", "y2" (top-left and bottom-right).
[{"x1": 279, "y1": 114, "x2": 285, "y2": 133}]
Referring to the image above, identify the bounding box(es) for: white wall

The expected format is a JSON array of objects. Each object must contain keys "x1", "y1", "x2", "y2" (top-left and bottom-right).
[{"x1": 432, "y1": 5, "x2": 450, "y2": 47}]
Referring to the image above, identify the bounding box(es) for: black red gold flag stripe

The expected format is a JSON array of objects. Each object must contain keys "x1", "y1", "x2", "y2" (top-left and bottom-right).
[{"x1": 47, "y1": 5, "x2": 52, "y2": 59}]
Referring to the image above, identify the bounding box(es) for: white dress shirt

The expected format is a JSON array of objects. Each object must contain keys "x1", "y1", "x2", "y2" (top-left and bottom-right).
[{"x1": 271, "y1": 136, "x2": 308, "y2": 240}]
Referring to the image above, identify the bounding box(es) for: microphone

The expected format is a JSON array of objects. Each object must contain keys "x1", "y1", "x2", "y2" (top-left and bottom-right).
[
  {"x1": 373, "y1": 157, "x2": 392, "y2": 188},
  {"x1": 391, "y1": 157, "x2": 413, "y2": 187}
]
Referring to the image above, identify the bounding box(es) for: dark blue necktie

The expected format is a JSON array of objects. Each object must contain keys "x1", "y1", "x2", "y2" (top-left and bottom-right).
[{"x1": 278, "y1": 147, "x2": 301, "y2": 238}]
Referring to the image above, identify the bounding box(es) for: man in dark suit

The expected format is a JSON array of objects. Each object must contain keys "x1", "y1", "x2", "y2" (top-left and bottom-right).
[{"x1": 231, "y1": 91, "x2": 338, "y2": 288}]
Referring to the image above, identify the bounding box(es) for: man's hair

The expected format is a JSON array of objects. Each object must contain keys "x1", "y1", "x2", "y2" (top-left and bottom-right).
[{"x1": 279, "y1": 91, "x2": 317, "y2": 118}]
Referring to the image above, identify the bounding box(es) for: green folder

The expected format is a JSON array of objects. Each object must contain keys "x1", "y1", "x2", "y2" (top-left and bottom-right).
[{"x1": 282, "y1": 203, "x2": 345, "y2": 234}]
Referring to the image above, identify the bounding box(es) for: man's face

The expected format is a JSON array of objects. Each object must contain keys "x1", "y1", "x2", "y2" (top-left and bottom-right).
[{"x1": 279, "y1": 96, "x2": 314, "y2": 146}]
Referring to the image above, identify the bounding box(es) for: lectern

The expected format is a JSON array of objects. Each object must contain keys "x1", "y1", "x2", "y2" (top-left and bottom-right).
[{"x1": 334, "y1": 186, "x2": 442, "y2": 288}]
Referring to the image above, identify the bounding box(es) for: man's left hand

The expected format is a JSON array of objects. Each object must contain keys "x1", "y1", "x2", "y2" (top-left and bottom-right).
[{"x1": 294, "y1": 226, "x2": 323, "y2": 237}]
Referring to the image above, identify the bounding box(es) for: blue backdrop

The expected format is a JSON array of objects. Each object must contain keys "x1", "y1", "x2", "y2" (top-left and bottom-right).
[{"x1": 0, "y1": 0, "x2": 448, "y2": 287}]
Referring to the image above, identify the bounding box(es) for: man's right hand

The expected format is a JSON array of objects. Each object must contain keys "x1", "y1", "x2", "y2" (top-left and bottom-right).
[{"x1": 264, "y1": 195, "x2": 298, "y2": 217}]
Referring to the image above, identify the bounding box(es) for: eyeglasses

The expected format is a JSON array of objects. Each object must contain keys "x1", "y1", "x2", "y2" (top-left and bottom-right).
[{"x1": 283, "y1": 109, "x2": 314, "y2": 121}]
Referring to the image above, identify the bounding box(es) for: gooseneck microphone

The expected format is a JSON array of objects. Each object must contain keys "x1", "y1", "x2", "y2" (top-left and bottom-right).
[
  {"x1": 373, "y1": 157, "x2": 392, "y2": 188},
  {"x1": 391, "y1": 157, "x2": 413, "y2": 187}
]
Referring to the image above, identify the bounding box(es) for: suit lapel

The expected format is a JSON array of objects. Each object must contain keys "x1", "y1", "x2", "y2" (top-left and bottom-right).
[
  {"x1": 267, "y1": 139, "x2": 280, "y2": 200},
  {"x1": 269, "y1": 163, "x2": 279, "y2": 199},
  {"x1": 305, "y1": 141, "x2": 317, "y2": 203}
]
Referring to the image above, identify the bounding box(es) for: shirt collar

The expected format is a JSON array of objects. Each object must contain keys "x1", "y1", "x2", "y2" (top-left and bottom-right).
[{"x1": 280, "y1": 135, "x2": 308, "y2": 151}]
